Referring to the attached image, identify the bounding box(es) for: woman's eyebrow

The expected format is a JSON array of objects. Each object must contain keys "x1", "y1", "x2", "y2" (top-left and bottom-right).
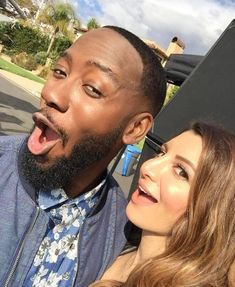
[
  {"x1": 175, "y1": 155, "x2": 196, "y2": 172},
  {"x1": 164, "y1": 142, "x2": 196, "y2": 172}
]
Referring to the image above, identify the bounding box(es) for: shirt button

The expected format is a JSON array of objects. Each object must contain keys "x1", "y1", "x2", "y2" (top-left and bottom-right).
[{"x1": 54, "y1": 233, "x2": 59, "y2": 240}]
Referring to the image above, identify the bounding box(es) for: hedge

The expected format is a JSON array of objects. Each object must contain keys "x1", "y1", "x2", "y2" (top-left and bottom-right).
[{"x1": 0, "y1": 22, "x2": 72, "y2": 57}]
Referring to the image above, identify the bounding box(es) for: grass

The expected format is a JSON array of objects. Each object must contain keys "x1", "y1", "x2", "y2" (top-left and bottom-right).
[{"x1": 0, "y1": 57, "x2": 45, "y2": 84}]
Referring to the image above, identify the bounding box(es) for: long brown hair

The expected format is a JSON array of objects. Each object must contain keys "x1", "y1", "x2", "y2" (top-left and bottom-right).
[{"x1": 92, "y1": 122, "x2": 235, "y2": 287}]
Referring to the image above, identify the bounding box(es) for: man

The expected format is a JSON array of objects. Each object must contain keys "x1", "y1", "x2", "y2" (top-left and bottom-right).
[{"x1": 0, "y1": 26, "x2": 166, "y2": 286}]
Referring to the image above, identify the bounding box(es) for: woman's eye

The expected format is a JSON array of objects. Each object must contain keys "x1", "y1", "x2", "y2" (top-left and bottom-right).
[
  {"x1": 83, "y1": 85, "x2": 103, "y2": 98},
  {"x1": 52, "y1": 68, "x2": 67, "y2": 78},
  {"x1": 175, "y1": 164, "x2": 189, "y2": 181}
]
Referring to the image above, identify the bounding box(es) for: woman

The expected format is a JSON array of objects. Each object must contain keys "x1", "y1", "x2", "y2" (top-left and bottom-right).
[{"x1": 91, "y1": 122, "x2": 235, "y2": 287}]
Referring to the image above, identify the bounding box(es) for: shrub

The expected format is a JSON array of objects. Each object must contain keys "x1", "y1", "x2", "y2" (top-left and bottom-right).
[
  {"x1": 0, "y1": 22, "x2": 49, "y2": 55},
  {"x1": 35, "y1": 51, "x2": 47, "y2": 65},
  {"x1": 38, "y1": 66, "x2": 51, "y2": 80},
  {"x1": 3, "y1": 48, "x2": 16, "y2": 56},
  {"x1": 0, "y1": 22, "x2": 72, "y2": 65},
  {"x1": 11, "y1": 52, "x2": 38, "y2": 71},
  {"x1": 164, "y1": 85, "x2": 179, "y2": 105},
  {"x1": 53, "y1": 36, "x2": 72, "y2": 54},
  {"x1": 48, "y1": 50, "x2": 60, "y2": 68},
  {"x1": 0, "y1": 23, "x2": 14, "y2": 47}
]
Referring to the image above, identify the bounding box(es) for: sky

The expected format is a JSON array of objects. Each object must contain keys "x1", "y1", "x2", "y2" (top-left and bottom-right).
[{"x1": 66, "y1": 0, "x2": 235, "y2": 55}]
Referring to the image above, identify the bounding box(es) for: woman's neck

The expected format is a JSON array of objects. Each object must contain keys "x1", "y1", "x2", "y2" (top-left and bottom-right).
[
  {"x1": 100, "y1": 231, "x2": 168, "y2": 282},
  {"x1": 126, "y1": 231, "x2": 167, "y2": 272},
  {"x1": 131, "y1": 230, "x2": 167, "y2": 266}
]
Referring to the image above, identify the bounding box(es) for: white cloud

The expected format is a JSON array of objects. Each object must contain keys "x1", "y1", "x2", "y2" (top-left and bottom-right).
[{"x1": 74, "y1": 0, "x2": 235, "y2": 55}]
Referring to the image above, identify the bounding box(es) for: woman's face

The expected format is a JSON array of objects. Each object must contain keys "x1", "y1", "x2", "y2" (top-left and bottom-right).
[{"x1": 126, "y1": 130, "x2": 203, "y2": 235}]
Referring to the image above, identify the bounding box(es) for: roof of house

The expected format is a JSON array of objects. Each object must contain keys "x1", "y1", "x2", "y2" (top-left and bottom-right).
[{"x1": 143, "y1": 39, "x2": 168, "y2": 59}]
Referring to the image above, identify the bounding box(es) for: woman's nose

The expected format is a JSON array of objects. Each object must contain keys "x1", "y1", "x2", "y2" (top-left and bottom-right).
[
  {"x1": 40, "y1": 81, "x2": 70, "y2": 113},
  {"x1": 140, "y1": 156, "x2": 167, "y2": 182}
]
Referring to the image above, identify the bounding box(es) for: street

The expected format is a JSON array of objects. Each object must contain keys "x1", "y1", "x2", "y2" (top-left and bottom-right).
[{"x1": 0, "y1": 75, "x2": 39, "y2": 135}]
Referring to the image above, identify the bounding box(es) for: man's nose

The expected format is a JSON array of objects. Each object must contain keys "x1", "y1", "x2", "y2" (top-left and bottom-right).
[{"x1": 40, "y1": 80, "x2": 70, "y2": 113}]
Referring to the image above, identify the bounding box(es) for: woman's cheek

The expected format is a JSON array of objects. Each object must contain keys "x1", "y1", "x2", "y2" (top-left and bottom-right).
[{"x1": 162, "y1": 182, "x2": 189, "y2": 213}]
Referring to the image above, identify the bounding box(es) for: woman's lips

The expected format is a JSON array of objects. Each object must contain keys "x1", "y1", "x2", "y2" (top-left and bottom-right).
[
  {"x1": 27, "y1": 112, "x2": 61, "y2": 156},
  {"x1": 131, "y1": 185, "x2": 158, "y2": 205}
]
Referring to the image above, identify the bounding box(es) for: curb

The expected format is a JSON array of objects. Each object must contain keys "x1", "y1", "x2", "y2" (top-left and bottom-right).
[{"x1": 0, "y1": 70, "x2": 41, "y2": 99}]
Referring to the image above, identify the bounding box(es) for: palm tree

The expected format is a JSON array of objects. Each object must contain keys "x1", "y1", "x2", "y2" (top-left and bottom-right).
[
  {"x1": 15, "y1": 0, "x2": 37, "y2": 17},
  {"x1": 37, "y1": 3, "x2": 77, "y2": 56},
  {"x1": 7, "y1": 0, "x2": 27, "y2": 19},
  {"x1": 87, "y1": 18, "x2": 100, "y2": 30}
]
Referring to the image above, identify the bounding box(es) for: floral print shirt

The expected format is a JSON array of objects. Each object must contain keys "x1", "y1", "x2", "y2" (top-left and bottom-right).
[{"x1": 24, "y1": 180, "x2": 105, "y2": 287}]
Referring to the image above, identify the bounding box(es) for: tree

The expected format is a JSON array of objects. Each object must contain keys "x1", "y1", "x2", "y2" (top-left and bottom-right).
[
  {"x1": 6, "y1": 0, "x2": 26, "y2": 19},
  {"x1": 87, "y1": 18, "x2": 100, "y2": 30},
  {"x1": 73, "y1": 18, "x2": 81, "y2": 31},
  {"x1": 15, "y1": 0, "x2": 37, "y2": 17},
  {"x1": 37, "y1": 3, "x2": 77, "y2": 56},
  {"x1": 164, "y1": 84, "x2": 179, "y2": 105}
]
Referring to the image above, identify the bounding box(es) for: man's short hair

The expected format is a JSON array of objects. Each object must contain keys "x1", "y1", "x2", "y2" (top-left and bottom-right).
[{"x1": 104, "y1": 25, "x2": 167, "y2": 117}]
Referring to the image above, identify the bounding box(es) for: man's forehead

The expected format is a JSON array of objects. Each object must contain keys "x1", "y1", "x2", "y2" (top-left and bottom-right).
[
  {"x1": 75, "y1": 27, "x2": 122, "y2": 42},
  {"x1": 71, "y1": 28, "x2": 140, "y2": 62},
  {"x1": 69, "y1": 29, "x2": 126, "y2": 59},
  {"x1": 63, "y1": 28, "x2": 143, "y2": 88}
]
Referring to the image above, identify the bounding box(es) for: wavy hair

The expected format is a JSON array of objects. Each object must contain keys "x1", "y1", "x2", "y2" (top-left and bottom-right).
[{"x1": 92, "y1": 122, "x2": 235, "y2": 287}]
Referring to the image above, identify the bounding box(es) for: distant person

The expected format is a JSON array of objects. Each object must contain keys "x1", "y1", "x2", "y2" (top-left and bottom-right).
[
  {"x1": 91, "y1": 122, "x2": 235, "y2": 287},
  {"x1": 0, "y1": 26, "x2": 166, "y2": 286}
]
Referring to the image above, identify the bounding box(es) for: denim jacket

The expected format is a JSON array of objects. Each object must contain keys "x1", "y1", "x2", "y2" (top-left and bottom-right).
[{"x1": 0, "y1": 135, "x2": 128, "y2": 287}]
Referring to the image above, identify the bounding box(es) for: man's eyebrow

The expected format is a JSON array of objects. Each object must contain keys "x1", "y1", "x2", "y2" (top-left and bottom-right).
[
  {"x1": 59, "y1": 51, "x2": 72, "y2": 65},
  {"x1": 57, "y1": 54, "x2": 120, "y2": 85},
  {"x1": 86, "y1": 60, "x2": 119, "y2": 84}
]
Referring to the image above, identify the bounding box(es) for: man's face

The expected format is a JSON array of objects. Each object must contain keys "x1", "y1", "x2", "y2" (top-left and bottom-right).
[{"x1": 23, "y1": 28, "x2": 144, "y2": 188}]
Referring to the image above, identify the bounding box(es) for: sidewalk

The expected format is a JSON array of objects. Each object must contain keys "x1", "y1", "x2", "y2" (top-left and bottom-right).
[{"x1": 0, "y1": 69, "x2": 43, "y2": 98}]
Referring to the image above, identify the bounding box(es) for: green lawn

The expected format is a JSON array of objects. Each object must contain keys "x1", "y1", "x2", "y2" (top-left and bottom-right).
[{"x1": 0, "y1": 57, "x2": 45, "y2": 84}]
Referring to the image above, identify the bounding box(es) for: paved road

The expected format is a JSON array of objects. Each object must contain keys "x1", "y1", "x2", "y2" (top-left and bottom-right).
[{"x1": 0, "y1": 75, "x2": 39, "y2": 135}]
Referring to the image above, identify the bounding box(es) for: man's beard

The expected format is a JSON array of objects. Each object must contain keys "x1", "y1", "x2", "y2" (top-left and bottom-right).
[{"x1": 20, "y1": 126, "x2": 123, "y2": 191}]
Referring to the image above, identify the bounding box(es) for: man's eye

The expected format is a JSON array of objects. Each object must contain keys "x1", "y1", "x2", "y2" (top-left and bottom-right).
[
  {"x1": 52, "y1": 68, "x2": 67, "y2": 78},
  {"x1": 83, "y1": 85, "x2": 103, "y2": 98},
  {"x1": 175, "y1": 164, "x2": 189, "y2": 181}
]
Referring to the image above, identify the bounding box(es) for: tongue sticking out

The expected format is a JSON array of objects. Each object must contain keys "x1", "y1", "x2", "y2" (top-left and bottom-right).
[{"x1": 28, "y1": 125, "x2": 60, "y2": 155}]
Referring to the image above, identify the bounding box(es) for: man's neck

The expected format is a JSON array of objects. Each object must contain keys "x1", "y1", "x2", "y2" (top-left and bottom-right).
[
  {"x1": 65, "y1": 167, "x2": 107, "y2": 198},
  {"x1": 64, "y1": 148, "x2": 119, "y2": 198}
]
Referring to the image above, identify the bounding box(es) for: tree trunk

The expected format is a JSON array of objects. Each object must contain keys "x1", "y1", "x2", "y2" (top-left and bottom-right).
[
  {"x1": 7, "y1": 0, "x2": 26, "y2": 19},
  {"x1": 46, "y1": 27, "x2": 59, "y2": 57},
  {"x1": 46, "y1": 33, "x2": 56, "y2": 57}
]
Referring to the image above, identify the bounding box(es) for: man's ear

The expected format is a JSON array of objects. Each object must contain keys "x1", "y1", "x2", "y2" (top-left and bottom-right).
[{"x1": 122, "y1": 112, "x2": 153, "y2": 145}]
